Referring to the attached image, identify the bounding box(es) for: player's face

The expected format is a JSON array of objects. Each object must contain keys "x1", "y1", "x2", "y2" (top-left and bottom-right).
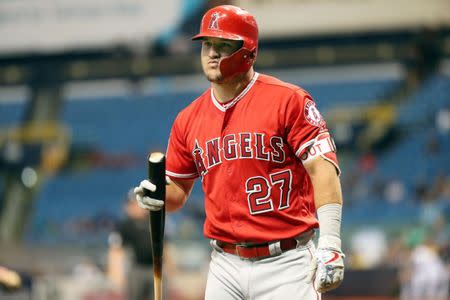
[{"x1": 201, "y1": 37, "x2": 242, "y2": 83}]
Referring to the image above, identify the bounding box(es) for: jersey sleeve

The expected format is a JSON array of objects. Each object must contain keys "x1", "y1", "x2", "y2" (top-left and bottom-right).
[
  {"x1": 285, "y1": 90, "x2": 341, "y2": 175},
  {"x1": 165, "y1": 114, "x2": 199, "y2": 179}
]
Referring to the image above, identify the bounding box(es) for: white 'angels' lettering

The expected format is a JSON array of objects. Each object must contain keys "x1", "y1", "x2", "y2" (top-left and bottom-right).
[{"x1": 193, "y1": 132, "x2": 286, "y2": 172}]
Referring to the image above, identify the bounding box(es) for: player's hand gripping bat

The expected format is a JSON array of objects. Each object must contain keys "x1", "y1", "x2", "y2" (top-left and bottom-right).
[{"x1": 145, "y1": 152, "x2": 166, "y2": 300}]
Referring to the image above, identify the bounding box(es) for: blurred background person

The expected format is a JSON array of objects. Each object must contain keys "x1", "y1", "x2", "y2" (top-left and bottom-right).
[
  {"x1": 399, "y1": 237, "x2": 449, "y2": 300},
  {"x1": 107, "y1": 189, "x2": 179, "y2": 300},
  {"x1": 107, "y1": 189, "x2": 154, "y2": 300}
]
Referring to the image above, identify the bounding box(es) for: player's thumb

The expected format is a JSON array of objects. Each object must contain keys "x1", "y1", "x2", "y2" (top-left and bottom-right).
[{"x1": 140, "y1": 179, "x2": 156, "y2": 192}]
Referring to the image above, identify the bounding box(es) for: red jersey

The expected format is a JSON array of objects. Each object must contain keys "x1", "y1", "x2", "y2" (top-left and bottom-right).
[{"x1": 166, "y1": 73, "x2": 339, "y2": 243}]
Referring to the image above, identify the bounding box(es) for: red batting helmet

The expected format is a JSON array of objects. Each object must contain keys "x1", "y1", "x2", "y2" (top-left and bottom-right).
[{"x1": 192, "y1": 5, "x2": 258, "y2": 79}]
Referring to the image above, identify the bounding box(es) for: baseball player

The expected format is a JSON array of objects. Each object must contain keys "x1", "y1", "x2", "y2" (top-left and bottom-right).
[{"x1": 134, "y1": 5, "x2": 345, "y2": 299}]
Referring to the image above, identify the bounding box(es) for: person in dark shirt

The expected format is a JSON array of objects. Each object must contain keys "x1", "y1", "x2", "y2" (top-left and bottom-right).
[{"x1": 108, "y1": 189, "x2": 153, "y2": 300}]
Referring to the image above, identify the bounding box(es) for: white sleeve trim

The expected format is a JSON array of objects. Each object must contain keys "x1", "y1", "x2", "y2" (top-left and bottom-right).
[
  {"x1": 295, "y1": 139, "x2": 314, "y2": 157},
  {"x1": 296, "y1": 133, "x2": 341, "y2": 176},
  {"x1": 166, "y1": 170, "x2": 198, "y2": 178},
  {"x1": 296, "y1": 132, "x2": 335, "y2": 163}
]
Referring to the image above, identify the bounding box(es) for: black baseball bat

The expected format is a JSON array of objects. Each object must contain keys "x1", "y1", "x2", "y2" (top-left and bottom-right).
[{"x1": 145, "y1": 152, "x2": 166, "y2": 300}]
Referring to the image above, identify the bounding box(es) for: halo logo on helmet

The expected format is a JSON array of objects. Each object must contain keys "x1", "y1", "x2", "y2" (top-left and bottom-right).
[
  {"x1": 208, "y1": 12, "x2": 221, "y2": 30},
  {"x1": 192, "y1": 5, "x2": 259, "y2": 79}
]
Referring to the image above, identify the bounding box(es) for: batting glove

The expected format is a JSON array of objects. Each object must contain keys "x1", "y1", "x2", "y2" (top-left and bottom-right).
[
  {"x1": 313, "y1": 248, "x2": 345, "y2": 293},
  {"x1": 133, "y1": 179, "x2": 164, "y2": 211}
]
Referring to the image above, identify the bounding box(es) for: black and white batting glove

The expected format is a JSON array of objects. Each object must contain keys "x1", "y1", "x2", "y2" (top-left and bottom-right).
[
  {"x1": 134, "y1": 179, "x2": 164, "y2": 211},
  {"x1": 313, "y1": 247, "x2": 345, "y2": 293}
]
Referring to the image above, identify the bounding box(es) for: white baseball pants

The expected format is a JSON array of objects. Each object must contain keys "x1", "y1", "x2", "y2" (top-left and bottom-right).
[{"x1": 204, "y1": 240, "x2": 321, "y2": 300}]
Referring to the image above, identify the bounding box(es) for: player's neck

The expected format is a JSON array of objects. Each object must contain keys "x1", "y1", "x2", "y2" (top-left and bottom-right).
[{"x1": 212, "y1": 69, "x2": 254, "y2": 104}]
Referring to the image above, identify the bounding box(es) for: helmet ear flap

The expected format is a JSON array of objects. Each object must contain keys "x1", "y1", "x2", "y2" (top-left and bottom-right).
[{"x1": 219, "y1": 48, "x2": 255, "y2": 78}]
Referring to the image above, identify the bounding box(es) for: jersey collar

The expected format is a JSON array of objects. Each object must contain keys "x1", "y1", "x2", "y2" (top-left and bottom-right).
[{"x1": 211, "y1": 72, "x2": 259, "y2": 112}]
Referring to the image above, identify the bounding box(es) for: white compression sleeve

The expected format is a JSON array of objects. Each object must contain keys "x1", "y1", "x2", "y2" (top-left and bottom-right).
[{"x1": 317, "y1": 203, "x2": 342, "y2": 250}]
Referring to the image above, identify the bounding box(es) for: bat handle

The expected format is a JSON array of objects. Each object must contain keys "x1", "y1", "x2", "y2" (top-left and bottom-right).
[
  {"x1": 153, "y1": 256, "x2": 163, "y2": 300},
  {"x1": 147, "y1": 152, "x2": 166, "y2": 300}
]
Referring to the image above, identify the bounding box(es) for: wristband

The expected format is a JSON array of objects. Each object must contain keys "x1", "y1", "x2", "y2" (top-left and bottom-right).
[{"x1": 317, "y1": 203, "x2": 342, "y2": 250}]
